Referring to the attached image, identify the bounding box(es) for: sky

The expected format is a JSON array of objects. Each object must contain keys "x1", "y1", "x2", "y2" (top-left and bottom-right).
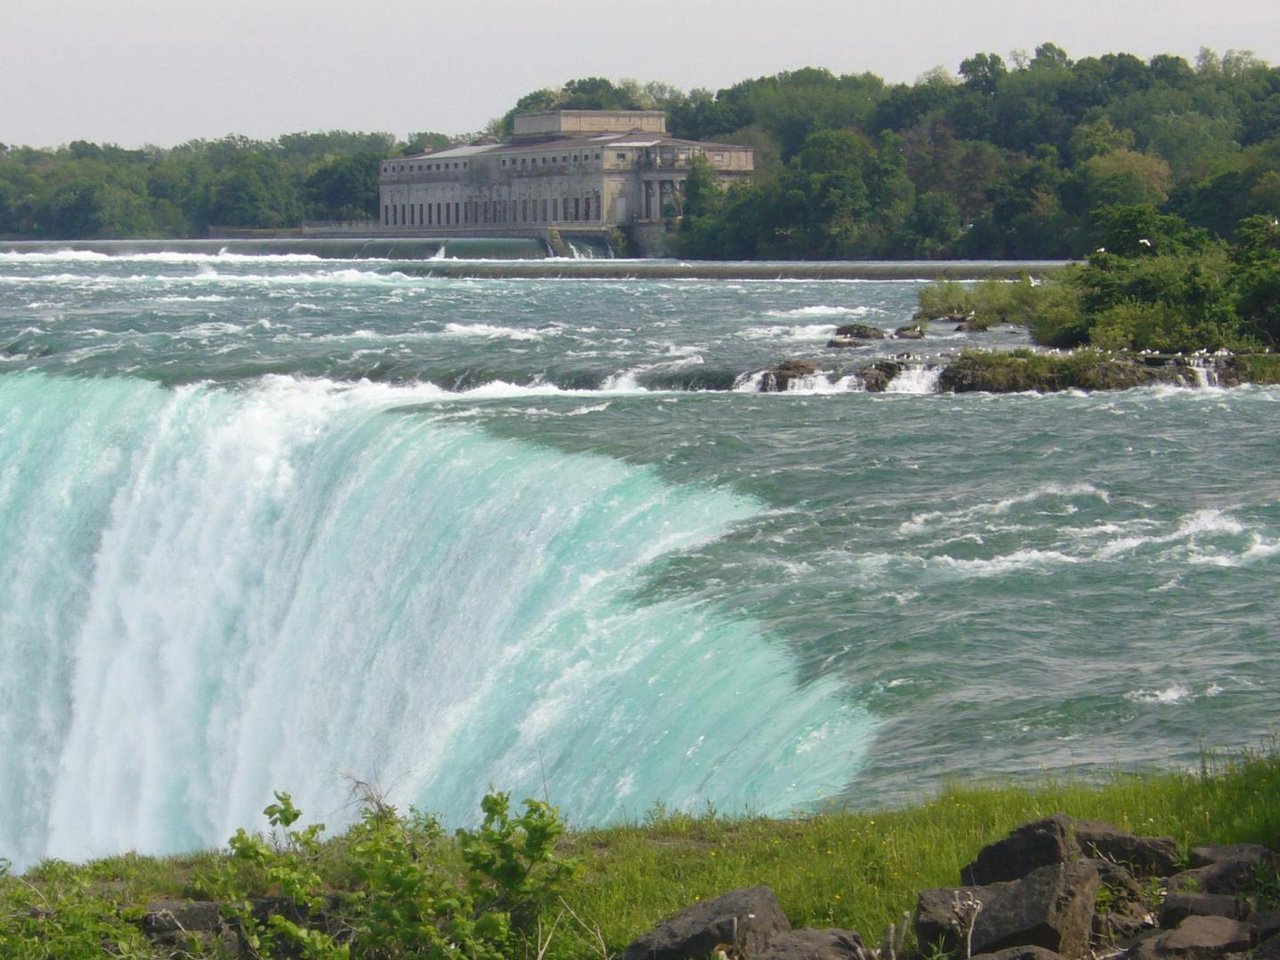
[{"x1": 5, "y1": 0, "x2": 1279, "y2": 149}]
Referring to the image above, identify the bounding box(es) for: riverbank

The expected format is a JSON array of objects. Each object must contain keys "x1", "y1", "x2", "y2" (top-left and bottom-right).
[{"x1": 4, "y1": 750, "x2": 1276, "y2": 958}]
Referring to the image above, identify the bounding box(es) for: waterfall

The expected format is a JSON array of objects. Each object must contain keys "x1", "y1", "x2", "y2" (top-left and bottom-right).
[
  {"x1": 884, "y1": 364, "x2": 943, "y2": 394},
  {"x1": 0, "y1": 371, "x2": 873, "y2": 868}
]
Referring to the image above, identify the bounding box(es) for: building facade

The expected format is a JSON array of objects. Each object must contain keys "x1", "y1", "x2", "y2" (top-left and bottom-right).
[{"x1": 377, "y1": 110, "x2": 753, "y2": 252}]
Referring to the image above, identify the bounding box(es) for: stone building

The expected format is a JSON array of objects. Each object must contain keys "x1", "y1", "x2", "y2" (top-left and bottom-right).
[{"x1": 377, "y1": 110, "x2": 753, "y2": 255}]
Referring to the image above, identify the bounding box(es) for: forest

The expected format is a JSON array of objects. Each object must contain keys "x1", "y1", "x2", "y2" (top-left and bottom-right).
[{"x1": 2, "y1": 44, "x2": 1279, "y2": 260}]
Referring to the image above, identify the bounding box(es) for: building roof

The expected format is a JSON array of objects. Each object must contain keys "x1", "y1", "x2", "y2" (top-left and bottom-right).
[{"x1": 395, "y1": 132, "x2": 750, "y2": 163}]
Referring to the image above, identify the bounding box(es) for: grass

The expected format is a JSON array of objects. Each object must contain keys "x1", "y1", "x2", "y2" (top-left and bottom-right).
[
  {"x1": 552, "y1": 749, "x2": 1280, "y2": 955},
  {"x1": 4, "y1": 749, "x2": 1278, "y2": 958}
]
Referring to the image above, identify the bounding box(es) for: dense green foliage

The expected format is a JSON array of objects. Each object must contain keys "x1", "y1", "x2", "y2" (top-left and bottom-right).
[
  {"x1": 3, "y1": 750, "x2": 1278, "y2": 958},
  {"x1": 0, "y1": 132, "x2": 408, "y2": 238},
  {"x1": 914, "y1": 206, "x2": 1280, "y2": 352},
  {"x1": 665, "y1": 46, "x2": 1280, "y2": 258},
  {"x1": 5, "y1": 46, "x2": 1280, "y2": 253},
  {"x1": 0, "y1": 788, "x2": 575, "y2": 959}
]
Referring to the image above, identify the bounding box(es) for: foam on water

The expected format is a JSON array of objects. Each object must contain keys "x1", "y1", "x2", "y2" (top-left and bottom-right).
[
  {"x1": 883, "y1": 365, "x2": 943, "y2": 394},
  {"x1": 0, "y1": 371, "x2": 874, "y2": 868}
]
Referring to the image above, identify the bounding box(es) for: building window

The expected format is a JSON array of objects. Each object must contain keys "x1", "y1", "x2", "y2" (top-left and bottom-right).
[
  {"x1": 383, "y1": 204, "x2": 389, "y2": 225},
  {"x1": 454, "y1": 201, "x2": 460, "y2": 224},
  {"x1": 552, "y1": 199, "x2": 559, "y2": 221},
  {"x1": 616, "y1": 153, "x2": 626, "y2": 162},
  {"x1": 541, "y1": 198, "x2": 548, "y2": 221}
]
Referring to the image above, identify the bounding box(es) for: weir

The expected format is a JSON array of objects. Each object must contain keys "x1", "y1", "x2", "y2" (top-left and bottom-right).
[{"x1": 0, "y1": 238, "x2": 1068, "y2": 279}]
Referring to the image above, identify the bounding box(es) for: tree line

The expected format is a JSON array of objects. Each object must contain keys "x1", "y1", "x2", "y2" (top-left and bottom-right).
[{"x1": 3, "y1": 45, "x2": 1279, "y2": 260}]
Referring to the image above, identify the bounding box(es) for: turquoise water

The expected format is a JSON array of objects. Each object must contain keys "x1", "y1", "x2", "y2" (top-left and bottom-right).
[{"x1": 2, "y1": 250, "x2": 1276, "y2": 868}]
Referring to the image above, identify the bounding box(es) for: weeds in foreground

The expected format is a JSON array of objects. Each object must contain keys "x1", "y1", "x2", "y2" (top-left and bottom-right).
[{"x1": 2, "y1": 748, "x2": 1277, "y2": 959}]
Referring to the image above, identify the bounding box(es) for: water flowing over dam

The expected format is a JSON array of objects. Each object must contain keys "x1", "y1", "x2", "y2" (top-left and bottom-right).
[{"x1": 1, "y1": 249, "x2": 1275, "y2": 869}]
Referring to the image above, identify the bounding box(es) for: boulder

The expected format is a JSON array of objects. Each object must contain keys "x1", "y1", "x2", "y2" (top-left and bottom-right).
[
  {"x1": 969, "y1": 948, "x2": 1069, "y2": 960},
  {"x1": 143, "y1": 900, "x2": 224, "y2": 935},
  {"x1": 762, "y1": 360, "x2": 818, "y2": 392},
  {"x1": 1256, "y1": 910, "x2": 1280, "y2": 942},
  {"x1": 1256, "y1": 934, "x2": 1280, "y2": 960},
  {"x1": 893, "y1": 325, "x2": 925, "y2": 340},
  {"x1": 834, "y1": 323, "x2": 886, "y2": 340},
  {"x1": 142, "y1": 900, "x2": 240, "y2": 958},
  {"x1": 1090, "y1": 859, "x2": 1155, "y2": 942},
  {"x1": 916, "y1": 861, "x2": 1099, "y2": 960},
  {"x1": 1168, "y1": 858, "x2": 1263, "y2": 897},
  {"x1": 1159, "y1": 893, "x2": 1243, "y2": 928},
  {"x1": 753, "y1": 928, "x2": 869, "y2": 960},
  {"x1": 1131, "y1": 915, "x2": 1255, "y2": 960},
  {"x1": 860, "y1": 361, "x2": 901, "y2": 393},
  {"x1": 621, "y1": 887, "x2": 791, "y2": 960},
  {"x1": 1188, "y1": 844, "x2": 1276, "y2": 868},
  {"x1": 827, "y1": 337, "x2": 867, "y2": 349},
  {"x1": 961, "y1": 817, "x2": 1081, "y2": 886},
  {"x1": 1072, "y1": 820, "x2": 1180, "y2": 877},
  {"x1": 961, "y1": 815, "x2": 1178, "y2": 885}
]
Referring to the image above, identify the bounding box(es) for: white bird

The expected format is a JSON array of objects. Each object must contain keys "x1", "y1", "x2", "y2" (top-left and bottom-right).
[{"x1": 1138, "y1": 238, "x2": 1152, "y2": 247}]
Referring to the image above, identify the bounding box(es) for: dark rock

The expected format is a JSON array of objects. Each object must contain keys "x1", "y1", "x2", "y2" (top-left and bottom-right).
[
  {"x1": 143, "y1": 900, "x2": 224, "y2": 934},
  {"x1": 969, "y1": 948, "x2": 1069, "y2": 960},
  {"x1": 827, "y1": 337, "x2": 867, "y2": 349},
  {"x1": 762, "y1": 360, "x2": 819, "y2": 392},
  {"x1": 1256, "y1": 935, "x2": 1280, "y2": 960},
  {"x1": 1188, "y1": 844, "x2": 1276, "y2": 869},
  {"x1": 916, "y1": 861, "x2": 1100, "y2": 960},
  {"x1": 142, "y1": 900, "x2": 241, "y2": 959},
  {"x1": 1256, "y1": 910, "x2": 1280, "y2": 942},
  {"x1": 1160, "y1": 893, "x2": 1245, "y2": 928},
  {"x1": 860, "y1": 361, "x2": 901, "y2": 393},
  {"x1": 937, "y1": 352, "x2": 1185, "y2": 394},
  {"x1": 834, "y1": 323, "x2": 886, "y2": 340},
  {"x1": 1091, "y1": 859, "x2": 1155, "y2": 942},
  {"x1": 1169, "y1": 859, "x2": 1264, "y2": 897},
  {"x1": 961, "y1": 815, "x2": 1178, "y2": 882},
  {"x1": 753, "y1": 928, "x2": 869, "y2": 960},
  {"x1": 1073, "y1": 821, "x2": 1180, "y2": 878},
  {"x1": 621, "y1": 886, "x2": 791, "y2": 960},
  {"x1": 961, "y1": 816, "x2": 1080, "y2": 886},
  {"x1": 893, "y1": 325, "x2": 925, "y2": 340},
  {"x1": 1132, "y1": 915, "x2": 1255, "y2": 960}
]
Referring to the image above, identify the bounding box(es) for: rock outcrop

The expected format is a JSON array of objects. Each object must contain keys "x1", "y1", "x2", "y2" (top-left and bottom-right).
[{"x1": 621, "y1": 886, "x2": 792, "y2": 960}]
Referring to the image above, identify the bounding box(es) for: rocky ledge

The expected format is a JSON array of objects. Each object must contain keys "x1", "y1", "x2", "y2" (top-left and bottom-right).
[
  {"x1": 618, "y1": 815, "x2": 1279, "y2": 960},
  {"x1": 757, "y1": 351, "x2": 1280, "y2": 394}
]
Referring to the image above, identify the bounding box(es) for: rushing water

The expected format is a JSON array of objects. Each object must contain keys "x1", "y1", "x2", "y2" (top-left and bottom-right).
[{"x1": 2, "y1": 250, "x2": 1277, "y2": 869}]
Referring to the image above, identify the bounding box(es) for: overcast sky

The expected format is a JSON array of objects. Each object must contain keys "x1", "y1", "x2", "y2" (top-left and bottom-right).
[{"x1": 5, "y1": 0, "x2": 1278, "y2": 149}]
